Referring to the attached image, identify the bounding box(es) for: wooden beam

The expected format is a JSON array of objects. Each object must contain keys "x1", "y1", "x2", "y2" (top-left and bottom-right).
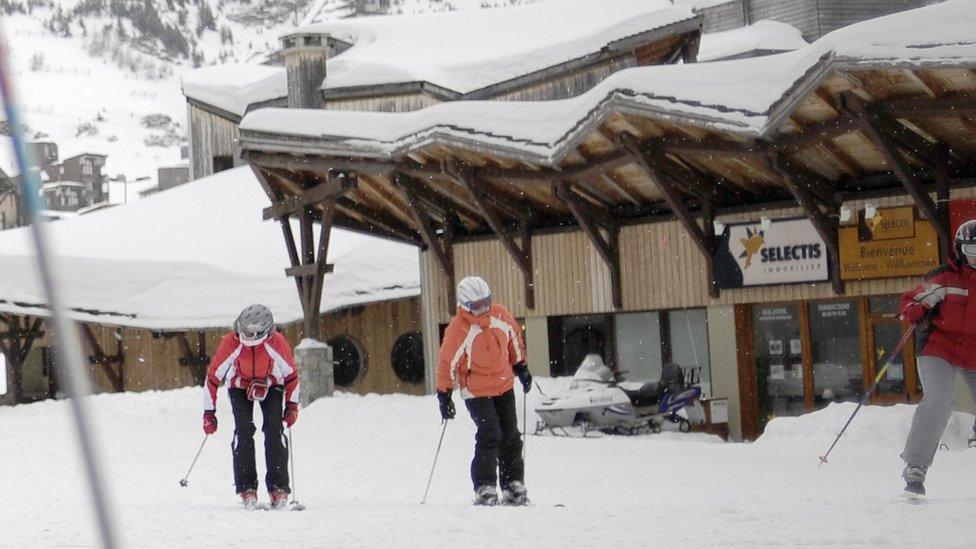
[
  {"x1": 773, "y1": 115, "x2": 859, "y2": 154},
  {"x1": 262, "y1": 173, "x2": 357, "y2": 220},
  {"x1": 244, "y1": 150, "x2": 396, "y2": 176},
  {"x1": 902, "y1": 69, "x2": 940, "y2": 98},
  {"x1": 334, "y1": 197, "x2": 421, "y2": 244},
  {"x1": 307, "y1": 201, "x2": 336, "y2": 340},
  {"x1": 840, "y1": 93, "x2": 952, "y2": 248},
  {"x1": 394, "y1": 173, "x2": 456, "y2": 309},
  {"x1": 553, "y1": 180, "x2": 621, "y2": 309},
  {"x1": 80, "y1": 324, "x2": 124, "y2": 392},
  {"x1": 597, "y1": 173, "x2": 642, "y2": 206},
  {"x1": 618, "y1": 134, "x2": 711, "y2": 257},
  {"x1": 562, "y1": 149, "x2": 633, "y2": 181},
  {"x1": 702, "y1": 200, "x2": 720, "y2": 299},
  {"x1": 284, "y1": 263, "x2": 335, "y2": 278},
  {"x1": 654, "y1": 135, "x2": 768, "y2": 157},
  {"x1": 766, "y1": 154, "x2": 844, "y2": 295},
  {"x1": 882, "y1": 92, "x2": 976, "y2": 117},
  {"x1": 447, "y1": 162, "x2": 535, "y2": 308}
]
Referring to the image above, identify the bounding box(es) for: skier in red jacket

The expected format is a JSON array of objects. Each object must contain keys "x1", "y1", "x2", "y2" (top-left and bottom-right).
[
  {"x1": 202, "y1": 304, "x2": 300, "y2": 509},
  {"x1": 899, "y1": 220, "x2": 976, "y2": 497}
]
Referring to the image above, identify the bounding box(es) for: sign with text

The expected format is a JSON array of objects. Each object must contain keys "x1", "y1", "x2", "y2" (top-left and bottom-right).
[
  {"x1": 713, "y1": 218, "x2": 829, "y2": 289},
  {"x1": 839, "y1": 206, "x2": 939, "y2": 280}
]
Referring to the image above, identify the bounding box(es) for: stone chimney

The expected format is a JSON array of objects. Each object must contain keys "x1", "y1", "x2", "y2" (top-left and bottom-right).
[{"x1": 280, "y1": 32, "x2": 330, "y2": 109}]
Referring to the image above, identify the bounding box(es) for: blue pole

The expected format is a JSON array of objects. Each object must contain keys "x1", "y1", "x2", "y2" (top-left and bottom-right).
[{"x1": 0, "y1": 25, "x2": 119, "y2": 548}]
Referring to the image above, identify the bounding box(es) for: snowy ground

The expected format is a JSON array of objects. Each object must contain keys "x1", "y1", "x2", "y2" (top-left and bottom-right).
[{"x1": 1, "y1": 383, "x2": 975, "y2": 548}]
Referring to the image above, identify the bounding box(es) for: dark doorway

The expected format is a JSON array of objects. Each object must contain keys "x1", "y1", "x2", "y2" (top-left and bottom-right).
[
  {"x1": 212, "y1": 155, "x2": 234, "y2": 174},
  {"x1": 548, "y1": 314, "x2": 610, "y2": 377}
]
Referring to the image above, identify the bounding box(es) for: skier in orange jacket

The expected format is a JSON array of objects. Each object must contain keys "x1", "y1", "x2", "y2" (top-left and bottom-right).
[{"x1": 436, "y1": 276, "x2": 532, "y2": 505}]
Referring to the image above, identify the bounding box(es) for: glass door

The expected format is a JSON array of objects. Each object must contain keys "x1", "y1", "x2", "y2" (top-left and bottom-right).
[
  {"x1": 865, "y1": 297, "x2": 919, "y2": 404},
  {"x1": 752, "y1": 304, "x2": 805, "y2": 430}
]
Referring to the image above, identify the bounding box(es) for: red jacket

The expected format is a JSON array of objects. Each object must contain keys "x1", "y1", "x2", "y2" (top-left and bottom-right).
[
  {"x1": 436, "y1": 303, "x2": 526, "y2": 398},
  {"x1": 203, "y1": 331, "x2": 299, "y2": 411},
  {"x1": 901, "y1": 260, "x2": 976, "y2": 370}
]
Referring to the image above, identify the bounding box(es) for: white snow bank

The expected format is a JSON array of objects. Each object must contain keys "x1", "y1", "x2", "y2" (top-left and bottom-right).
[
  {"x1": 698, "y1": 20, "x2": 808, "y2": 62},
  {"x1": 3, "y1": 386, "x2": 976, "y2": 547},
  {"x1": 240, "y1": 0, "x2": 976, "y2": 165},
  {"x1": 0, "y1": 166, "x2": 420, "y2": 329}
]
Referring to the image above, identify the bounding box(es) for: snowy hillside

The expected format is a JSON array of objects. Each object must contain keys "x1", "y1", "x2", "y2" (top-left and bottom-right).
[
  {"x1": 0, "y1": 0, "x2": 541, "y2": 201},
  {"x1": 2, "y1": 382, "x2": 975, "y2": 546}
]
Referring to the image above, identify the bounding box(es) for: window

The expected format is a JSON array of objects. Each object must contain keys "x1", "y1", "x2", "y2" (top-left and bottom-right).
[
  {"x1": 547, "y1": 314, "x2": 610, "y2": 376},
  {"x1": 327, "y1": 336, "x2": 364, "y2": 387},
  {"x1": 212, "y1": 155, "x2": 234, "y2": 174},
  {"x1": 82, "y1": 159, "x2": 94, "y2": 176},
  {"x1": 391, "y1": 332, "x2": 425, "y2": 384},
  {"x1": 808, "y1": 300, "x2": 861, "y2": 409},
  {"x1": 615, "y1": 311, "x2": 662, "y2": 382},
  {"x1": 752, "y1": 304, "x2": 804, "y2": 429},
  {"x1": 668, "y1": 309, "x2": 711, "y2": 398},
  {"x1": 0, "y1": 352, "x2": 6, "y2": 395}
]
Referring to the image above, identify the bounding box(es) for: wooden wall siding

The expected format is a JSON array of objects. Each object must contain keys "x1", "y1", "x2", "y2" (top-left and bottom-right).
[
  {"x1": 282, "y1": 298, "x2": 425, "y2": 396},
  {"x1": 747, "y1": 0, "x2": 819, "y2": 40},
  {"x1": 41, "y1": 296, "x2": 424, "y2": 397},
  {"x1": 492, "y1": 57, "x2": 636, "y2": 102},
  {"x1": 424, "y1": 189, "x2": 975, "y2": 325},
  {"x1": 326, "y1": 92, "x2": 441, "y2": 113},
  {"x1": 188, "y1": 104, "x2": 239, "y2": 181},
  {"x1": 0, "y1": 192, "x2": 19, "y2": 229},
  {"x1": 699, "y1": 1, "x2": 747, "y2": 33},
  {"x1": 815, "y1": 0, "x2": 933, "y2": 37}
]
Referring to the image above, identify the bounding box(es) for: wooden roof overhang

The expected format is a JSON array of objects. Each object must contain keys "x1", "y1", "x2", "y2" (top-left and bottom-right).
[{"x1": 241, "y1": 61, "x2": 976, "y2": 321}]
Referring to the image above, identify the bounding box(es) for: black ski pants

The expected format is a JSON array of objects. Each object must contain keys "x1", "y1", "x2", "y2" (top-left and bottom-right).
[
  {"x1": 464, "y1": 388, "x2": 523, "y2": 491},
  {"x1": 229, "y1": 385, "x2": 290, "y2": 494}
]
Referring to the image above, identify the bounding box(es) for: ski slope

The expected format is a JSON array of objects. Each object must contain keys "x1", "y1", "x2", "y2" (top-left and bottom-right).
[{"x1": 1, "y1": 383, "x2": 974, "y2": 547}]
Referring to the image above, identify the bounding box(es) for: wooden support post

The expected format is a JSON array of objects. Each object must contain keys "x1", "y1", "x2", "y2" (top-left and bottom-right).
[
  {"x1": 703, "y1": 200, "x2": 720, "y2": 299},
  {"x1": 553, "y1": 181, "x2": 622, "y2": 309},
  {"x1": 80, "y1": 324, "x2": 124, "y2": 392},
  {"x1": 618, "y1": 134, "x2": 711, "y2": 257},
  {"x1": 519, "y1": 204, "x2": 536, "y2": 310},
  {"x1": 394, "y1": 173, "x2": 457, "y2": 314},
  {"x1": 840, "y1": 93, "x2": 952, "y2": 251},
  {"x1": 766, "y1": 154, "x2": 844, "y2": 295},
  {"x1": 448, "y1": 163, "x2": 536, "y2": 309},
  {"x1": 936, "y1": 167, "x2": 952, "y2": 262},
  {"x1": 0, "y1": 315, "x2": 45, "y2": 403}
]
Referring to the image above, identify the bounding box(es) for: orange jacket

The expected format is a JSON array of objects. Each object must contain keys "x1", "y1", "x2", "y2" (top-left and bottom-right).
[{"x1": 436, "y1": 303, "x2": 526, "y2": 399}]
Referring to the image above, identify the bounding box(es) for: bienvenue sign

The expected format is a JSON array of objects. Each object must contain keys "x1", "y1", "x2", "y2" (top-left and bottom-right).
[{"x1": 713, "y1": 217, "x2": 829, "y2": 289}]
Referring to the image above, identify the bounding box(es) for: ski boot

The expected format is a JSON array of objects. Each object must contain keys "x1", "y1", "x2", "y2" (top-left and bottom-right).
[
  {"x1": 473, "y1": 485, "x2": 499, "y2": 506},
  {"x1": 501, "y1": 481, "x2": 529, "y2": 506},
  {"x1": 902, "y1": 465, "x2": 926, "y2": 498},
  {"x1": 240, "y1": 489, "x2": 259, "y2": 510},
  {"x1": 269, "y1": 489, "x2": 289, "y2": 510}
]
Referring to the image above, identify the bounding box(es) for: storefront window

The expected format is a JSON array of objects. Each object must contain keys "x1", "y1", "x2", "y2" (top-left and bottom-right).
[
  {"x1": 873, "y1": 323, "x2": 908, "y2": 395},
  {"x1": 614, "y1": 312, "x2": 662, "y2": 383},
  {"x1": 869, "y1": 296, "x2": 900, "y2": 315},
  {"x1": 752, "y1": 304, "x2": 804, "y2": 428},
  {"x1": 548, "y1": 314, "x2": 609, "y2": 376},
  {"x1": 808, "y1": 300, "x2": 861, "y2": 409},
  {"x1": 668, "y1": 309, "x2": 711, "y2": 398}
]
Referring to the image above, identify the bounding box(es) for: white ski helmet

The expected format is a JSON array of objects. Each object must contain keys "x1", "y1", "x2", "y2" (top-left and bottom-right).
[
  {"x1": 457, "y1": 276, "x2": 492, "y2": 315},
  {"x1": 235, "y1": 304, "x2": 274, "y2": 346}
]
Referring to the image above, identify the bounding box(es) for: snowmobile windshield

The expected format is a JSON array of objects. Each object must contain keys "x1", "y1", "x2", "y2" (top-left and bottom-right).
[{"x1": 464, "y1": 295, "x2": 493, "y2": 316}]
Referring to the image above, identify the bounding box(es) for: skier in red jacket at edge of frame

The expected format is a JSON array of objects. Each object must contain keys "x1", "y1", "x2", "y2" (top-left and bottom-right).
[
  {"x1": 202, "y1": 304, "x2": 300, "y2": 509},
  {"x1": 898, "y1": 220, "x2": 976, "y2": 498}
]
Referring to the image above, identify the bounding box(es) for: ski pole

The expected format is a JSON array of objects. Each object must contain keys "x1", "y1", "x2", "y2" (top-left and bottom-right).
[
  {"x1": 179, "y1": 435, "x2": 209, "y2": 487},
  {"x1": 288, "y1": 427, "x2": 307, "y2": 511},
  {"x1": 818, "y1": 320, "x2": 919, "y2": 466},
  {"x1": 420, "y1": 420, "x2": 448, "y2": 504},
  {"x1": 522, "y1": 389, "x2": 527, "y2": 469}
]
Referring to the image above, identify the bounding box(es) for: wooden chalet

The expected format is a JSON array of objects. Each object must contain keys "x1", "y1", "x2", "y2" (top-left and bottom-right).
[{"x1": 236, "y1": 1, "x2": 976, "y2": 440}]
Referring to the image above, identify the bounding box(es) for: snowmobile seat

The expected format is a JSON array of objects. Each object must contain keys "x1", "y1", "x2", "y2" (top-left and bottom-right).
[{"x1": 623, "y1": 382, "x2": 663, "y2": 408}]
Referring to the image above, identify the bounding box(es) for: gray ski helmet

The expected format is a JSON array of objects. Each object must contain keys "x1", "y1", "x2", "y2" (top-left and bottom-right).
[
  {"x1": 955, "y1": 220, "x2": 976, "y2": 266},
  {"x1": 235, "y1": 304, "x2": 274, "y2": 344}
]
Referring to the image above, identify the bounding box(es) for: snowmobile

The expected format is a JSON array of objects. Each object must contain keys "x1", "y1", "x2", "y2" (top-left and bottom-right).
[{"x1": 534, "y1": 354, "x2": 705, "y2": 436}]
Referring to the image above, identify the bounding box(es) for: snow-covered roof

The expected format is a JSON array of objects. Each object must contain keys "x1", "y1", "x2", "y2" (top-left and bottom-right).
[
  {"x1": 42, "y1": 180, "x2": 87, "y2": 190},
  {"x1": 0, "y1": 166, "x2": 420, "y2": 330},
  {"x1": 181, "y1": 0, "x2": 699, "y2": 117},
  {"x1": 698, "y1": 21, "x2": 807, "y2": 62},
  {"x1": 181, "y1": 63, "x2": 288, "y2": 120},
  {"x1": 239, "y1": 0, "x2": 976, "y2": 166}
]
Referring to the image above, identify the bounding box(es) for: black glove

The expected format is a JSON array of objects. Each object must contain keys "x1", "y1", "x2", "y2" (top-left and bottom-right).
[
  {"x1": 437, "y1": 390, "x2": 455, "y2": 420},
  {"x1": 513, "y1": 362, "x2": 532, "y2": 393}
]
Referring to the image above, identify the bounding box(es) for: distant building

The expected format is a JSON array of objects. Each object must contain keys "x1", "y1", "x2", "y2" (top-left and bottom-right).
[
  {"x1": 10, "y1": 146, "x2": 108, "y2": 213},
  {"x1": 138, "y1": 163, "x2": 192, "y2": 198}
]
